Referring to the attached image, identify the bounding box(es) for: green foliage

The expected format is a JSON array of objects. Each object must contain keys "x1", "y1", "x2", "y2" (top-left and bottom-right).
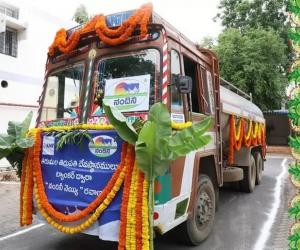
[
  {"x1": 289, "y1": 136, "x2": 300, "y2": 150},
  {"x1": 289, "y1": 163, "x2": 300, "y2": 181},
  {"x1": 216, "y1": 0, "x2": 288, "y2": 36},
  {"x1": 199, "y1": 36, "x2": 216, "y2": 49},
  {"x1": 103, "y1": 102, "x2": 138, "y2": 145},
  {"x1": 132, "y1": 118, "x2": 145, "y2": 134},
  {"x1": 288, "y1": 230, "x2": 300, "y2": 250},
  {"x1": 135, "y1": 103, "x2": 172, "y2": 179},
  {"x1": 0, "y1": 112, "x2": 34, "y2": 177},
  {"x1": 53, "y1": 130, "x2": 93, "y2": 150},
  {"x1": 105, "y1": 102, "x2": 212, "y2": 180},
  {"x1": 213, "y1": 28, "x2": 288, "y2": 110},
  {"x1": 72, "y1": 4, "x2": 89, "y2": 24},
  {"x1": 166, "y1": 120, "x2": 212, "y2": 159},
  {"x1": 215, "y1": 0, "x2": 289, "y2": 110},
  {"x1": 289, "y1": 67, "x2": 300, "y2": 82},
  {"x1": 288, "y1": 93, "x2": 300, "y2": 126},
  {"x1": 289, "y1": 28, "x2": 300, "y2": 45},
  {"x1": 289, "y1": 0, "x2": 300, "y2": 16},
  {"x1": 289, "y1": 202, "x2": 300, "y2": 219}
]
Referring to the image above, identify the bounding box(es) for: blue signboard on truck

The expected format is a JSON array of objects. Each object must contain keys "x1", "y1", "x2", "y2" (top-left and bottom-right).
[{"x1": 40, "y1": 130, "x2": 123, "y2": 238}]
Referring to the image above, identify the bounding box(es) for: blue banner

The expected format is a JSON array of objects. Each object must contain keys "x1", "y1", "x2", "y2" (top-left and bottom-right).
[{"x1": 40, "y1": 130, "x2": 123, "y2": 226}]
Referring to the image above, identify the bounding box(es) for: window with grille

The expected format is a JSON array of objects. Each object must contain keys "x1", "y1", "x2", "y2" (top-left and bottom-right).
[
  {"x1": 0, "y1": 5, "x2": 19, "y2": 19},
  {"x1": 0, "y1": 28, "x2": 18, "y2": 57}
]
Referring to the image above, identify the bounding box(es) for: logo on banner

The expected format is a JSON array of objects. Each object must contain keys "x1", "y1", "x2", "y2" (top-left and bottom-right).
[
  {"x1": 42, "y1": 136, "x2": 55, "y2": 155},
  {"x1": 104, "y1": 74, "x2": 150, "y2": 112},
  {"x1": 88, "y1": 135, "x2": 117, "y2": 157}
]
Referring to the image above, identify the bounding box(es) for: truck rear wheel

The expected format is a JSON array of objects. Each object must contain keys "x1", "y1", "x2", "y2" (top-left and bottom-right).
[
  {"x1": 239, "y1": 155, "x2": 256, "y2": 193},
  {"x1": 178, "y1": 174, "x2": 215, "y2": 245},
  {"x1": 254, "y1": 152, "x2": 263, "y2": 185}
]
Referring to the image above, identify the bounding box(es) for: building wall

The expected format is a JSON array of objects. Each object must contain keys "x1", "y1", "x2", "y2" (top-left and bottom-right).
[
  {"x1": 0, "y1": 0, "x2": 76, "y2": 167},
  {"x1": 264, "y1": 113, "x2": 290, "y2": 146}
]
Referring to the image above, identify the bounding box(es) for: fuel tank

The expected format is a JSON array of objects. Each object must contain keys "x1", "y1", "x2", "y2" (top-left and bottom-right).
[{"x1": 220, "y1": 85, "x2": 265, "y2": 145}]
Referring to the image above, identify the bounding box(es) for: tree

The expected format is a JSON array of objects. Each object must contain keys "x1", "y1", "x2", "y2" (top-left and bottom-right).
[
  {"x1": 199, "y1": 36, "x2": 216, "y2": 49},
  {"x1": 214, "y1": 28, "x2": 288, "y2": 110},
  {"x1": 215, "y1": 0, "x2": 291, "y2": 63},
  {"x1": 73, "y1": 4, "x2": 89, "y2": 24},
  {"x1": 215, "y1": 0, "x2": 288, "y2": 36}
]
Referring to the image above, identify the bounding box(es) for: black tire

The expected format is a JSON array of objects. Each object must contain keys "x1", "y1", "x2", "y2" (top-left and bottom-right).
[
  {"x1": 178, "y1": 175, "x2": 216, "y2": 245},
  {"x1": 254, "y1": 152, "x2": 263, "y2": 185},
  {"x1": 214, "y1": 185, "x2": 219, "y2": 212},
  {"x1": 239, "y1": 155, "x2": 256, "y2": 193}
]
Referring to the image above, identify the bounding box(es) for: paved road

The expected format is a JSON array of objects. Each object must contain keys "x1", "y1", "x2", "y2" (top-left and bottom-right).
[{"x1": 0, "y1": 154, "x2": 292, "y2": 250}]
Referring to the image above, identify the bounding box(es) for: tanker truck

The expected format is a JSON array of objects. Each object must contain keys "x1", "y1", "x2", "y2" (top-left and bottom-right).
[{"x1": 32, "y1": 5, "x2": 266, "y2": 246}]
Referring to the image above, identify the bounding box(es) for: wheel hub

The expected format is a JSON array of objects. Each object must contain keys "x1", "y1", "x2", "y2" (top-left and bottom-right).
[{"x1": 196, "y1": 191, "x2": 213, "y2": 226}]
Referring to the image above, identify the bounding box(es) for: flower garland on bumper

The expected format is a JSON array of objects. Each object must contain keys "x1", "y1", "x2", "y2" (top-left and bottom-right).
[
  {"x1": 48, "y1": 3, "x2": 153, "y2": 56},
  {"x1": 20, "y1": 125, "x2": 150, "y2": 249},
  {"x1": 228, "y1": 115, "x2": 266, "y2": 165}
]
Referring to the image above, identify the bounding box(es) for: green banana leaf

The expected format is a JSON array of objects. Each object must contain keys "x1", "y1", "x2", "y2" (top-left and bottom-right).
[
  {"x1": 16, "y1": 138, "x2": 35, "y2": 149},
  {"x1": 147, "y1": 103, "x2": 172, "y2": 138},
  {"x1": 135, "y1": 104, "x2": 212, "y2": 180},
  {"x1": 103, "y1": 102, "x2": 137, "y2": 145},
  {"x1": 20, "y1": 111, "x2": 33, "y2": 138},
  {"x1": 135, "y1": 121, "x2": 171, "y2": 179},
  {"x1": 0, "y1": 134, "x2": 14, "y2": 149},
  {"x1": 0, "y1": 149, "x2": 10, "y2": 159},
  {"x1": 103, "y1": 101, "x2": 212, "y2": 180},
  {"x1": 166, "y1": 118, "x2": 212, "y2": 159},
  {"x1": 7, "y1": 121, "x2": 23, "y2": 139}
]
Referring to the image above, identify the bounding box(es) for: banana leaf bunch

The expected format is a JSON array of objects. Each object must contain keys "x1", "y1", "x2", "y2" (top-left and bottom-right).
[
  {"x1": 103, "y1": 102, "x2": 212, "y2": 250},
  {"x1": 0, "y1": 112, "x2": 34, "y2": 177}
]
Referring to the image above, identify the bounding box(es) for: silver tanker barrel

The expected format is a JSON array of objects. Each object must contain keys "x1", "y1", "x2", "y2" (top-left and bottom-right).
[{"x1": 219, "y1": 79, "x2": 265, "y2": 148}]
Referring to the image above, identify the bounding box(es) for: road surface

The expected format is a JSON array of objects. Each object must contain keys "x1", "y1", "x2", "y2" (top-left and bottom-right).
[{"x1": 0, "y1": 154, "x2": 293, "y2": 250}]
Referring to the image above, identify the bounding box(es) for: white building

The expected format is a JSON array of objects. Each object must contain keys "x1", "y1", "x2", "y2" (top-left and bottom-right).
[{"x1": 0, "y1": 0, "x2": 76, "y2": 167}]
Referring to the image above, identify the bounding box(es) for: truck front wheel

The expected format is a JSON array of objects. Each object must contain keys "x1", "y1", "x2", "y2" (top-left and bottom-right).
[{"x1": 178, "y1": 174, "x2": 216, "y2": 245}]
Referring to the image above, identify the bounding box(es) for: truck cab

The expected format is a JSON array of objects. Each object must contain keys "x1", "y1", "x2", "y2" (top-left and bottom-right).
[{"x1": 35, "y1": 8, "x2": 265, "y2": 245}]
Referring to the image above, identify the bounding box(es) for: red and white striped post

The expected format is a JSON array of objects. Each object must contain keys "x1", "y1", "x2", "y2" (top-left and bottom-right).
[{"x1": 162, "y1": 29, "x2": 168, "y2": 105}]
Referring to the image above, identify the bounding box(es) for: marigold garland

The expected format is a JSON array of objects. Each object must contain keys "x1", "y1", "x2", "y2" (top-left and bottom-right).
[
  {"x1": 48, "y1": 3, "x2": 153, "y2": 56},
  {"x1": 141, "y1": 178, "x2": 150, "y2": 250},
  {"x1": 118, "y1": 146, "x2": 135, "y2": 250},
  {"x1": 228, "y1": 115, "x2": 266, "y2": 165},
  {"x1": 20, "y1": 149, "x2": 31, "y2": 226},
  {"x1": 135, "y1": 171, "x2": 145, "y2": 250},
  {"x1": 118, "y1": 159, "x2": 149, "y2": 250},
  {"x1": 171, "y1": 121, "x2": 192, "y2": 130},
  {"x1": 126, "y1": 163, "x2": 139, "y2": 249},
  {"x1": 41, "y1": 123, "x2": 114, "y2": 132}
]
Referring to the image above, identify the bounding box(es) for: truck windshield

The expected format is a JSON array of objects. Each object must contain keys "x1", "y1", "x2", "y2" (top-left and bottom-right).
[
  {"x1": 40, "y1": 64, "x2": 84, "y2": 121},
  {"x1": 91, "y1": 49, "x2": 160, "y2": 116}
]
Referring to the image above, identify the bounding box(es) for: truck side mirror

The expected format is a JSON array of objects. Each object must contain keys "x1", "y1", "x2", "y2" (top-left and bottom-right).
[{"x1": 172, "y1": 75, "x2": 193, "y2": 94}]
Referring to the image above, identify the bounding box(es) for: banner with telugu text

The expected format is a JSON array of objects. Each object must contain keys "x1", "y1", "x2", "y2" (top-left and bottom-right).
[{"x1": 40, "y1": 130, "x2": 123, "y2": 228}]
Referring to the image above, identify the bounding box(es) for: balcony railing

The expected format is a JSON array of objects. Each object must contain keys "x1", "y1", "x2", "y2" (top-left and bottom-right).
[{"x1": 0, "y1": 5, "x2": 19, "y2": 19}]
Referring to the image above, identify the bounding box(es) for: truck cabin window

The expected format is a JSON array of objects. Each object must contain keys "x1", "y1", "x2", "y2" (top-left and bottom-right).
[
  {"x1": 201, "y1": 67, "x2": 215, "y2": 115},
  {"x1": 40, "y1": 64, "x2": 84, "y2": 121},
  {"x1": 91, "y1": 49, "x2": 160, "y2": 116},
  {"x1": 170, "y1": 50, "x2": 183, "y2": 112}
]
